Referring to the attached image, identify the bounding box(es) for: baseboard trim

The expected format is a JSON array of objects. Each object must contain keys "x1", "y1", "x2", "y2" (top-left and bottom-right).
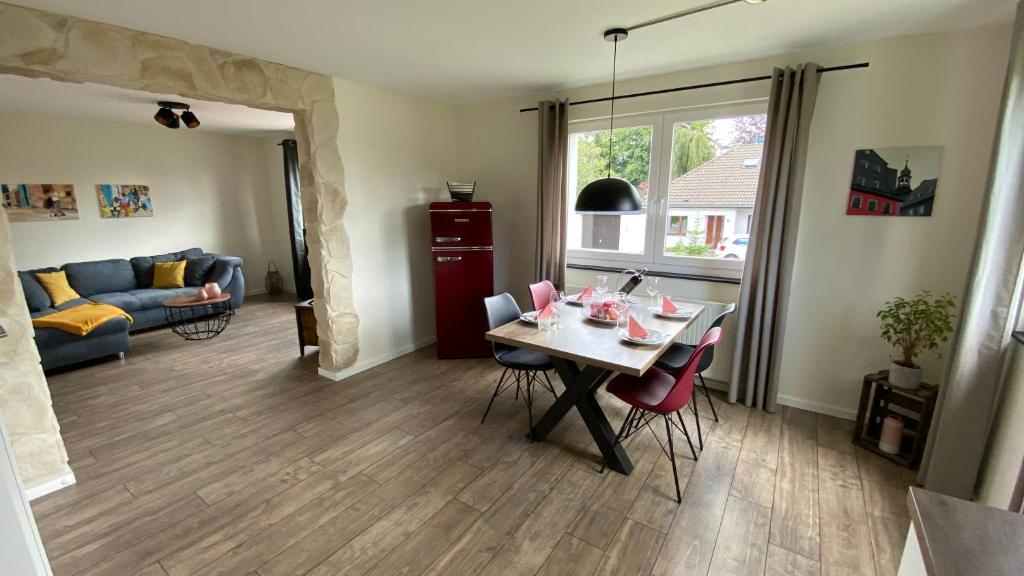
[
  {"x1": 318, "y1": 338, "x2": 437, "y2": 382},
  {"x1": 701, "y1": 378, "x2": 856, "y2": 421},
  {"x1": 776, "y1": 394, "x2": 857, "y2": 421},
  {"x1": 25, "y1": 470, "x2": 76, "y2": 501}
]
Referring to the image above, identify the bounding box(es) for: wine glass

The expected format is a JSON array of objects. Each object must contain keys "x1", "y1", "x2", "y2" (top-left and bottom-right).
[
  {"x1": 613, "y1": 291, "x2": 630, "y2": 330},
  {"x1": 550, "y1": 291, "x2": 566, "y2": 328},
  {"x1": 595, "y1": 275, "x2": 609, "y2": 301},
  {"x1": 646, "y1": 276, "x2": 660, "y2": 309}
]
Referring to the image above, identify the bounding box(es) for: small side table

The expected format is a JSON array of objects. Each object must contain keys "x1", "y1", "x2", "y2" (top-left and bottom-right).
[
  {"x1": 295, "y1": 298, "x2": 318, "y2": 356},
  {"x1": 162, "y1": 293, "x2": 233, "y2": 341},
  {"x1": 853, "y1": 370, "x2": 938, "y2": 467}
]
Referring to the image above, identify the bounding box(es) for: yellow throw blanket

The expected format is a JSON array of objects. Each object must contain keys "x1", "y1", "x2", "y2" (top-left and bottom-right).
[{"x1": 32, "y1": 303, "x2": 133, "y2": 336}]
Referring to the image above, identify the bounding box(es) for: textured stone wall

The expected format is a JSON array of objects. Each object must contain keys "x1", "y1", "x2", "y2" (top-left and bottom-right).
[{"x1": 0, "y1": 2, "x2": 358, "y2": 489}]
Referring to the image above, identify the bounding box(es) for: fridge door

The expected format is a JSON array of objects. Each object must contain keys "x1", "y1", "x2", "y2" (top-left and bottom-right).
[
  {"x1": 433, "y1": 248, "x2": 494, "y2": 358},
  {"x1": 429, "y1": 206, "x2": 492, "y2": 249}
]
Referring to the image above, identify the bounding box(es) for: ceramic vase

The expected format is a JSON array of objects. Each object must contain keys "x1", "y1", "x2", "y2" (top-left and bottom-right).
[{"x1": 204, "y1": 282, "x2": 222, "y2": 298}]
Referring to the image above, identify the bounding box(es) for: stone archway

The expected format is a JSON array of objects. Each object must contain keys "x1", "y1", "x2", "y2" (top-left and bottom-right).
[{"x1": 0, "y1": 2, "x2": 357, "y2": 491}]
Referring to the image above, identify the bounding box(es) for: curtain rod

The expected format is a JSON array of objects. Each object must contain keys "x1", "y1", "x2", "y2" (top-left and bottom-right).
[{"x1": 518, "y1": 62, "x2": 869, "y2": 113}]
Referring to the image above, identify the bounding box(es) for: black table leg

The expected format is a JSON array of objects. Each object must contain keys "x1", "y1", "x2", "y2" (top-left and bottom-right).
[{"x1": 529, "y1": 358, "x2": 634, "y2": 475}]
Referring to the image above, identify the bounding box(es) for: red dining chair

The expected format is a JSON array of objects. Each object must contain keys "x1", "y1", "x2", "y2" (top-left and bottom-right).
[
  {"x1": 604, "y1": 327, "x2": 723, "y2": 503},
  {"x1": 528, "y1": 280, "x2": 557, "y2": 312}
]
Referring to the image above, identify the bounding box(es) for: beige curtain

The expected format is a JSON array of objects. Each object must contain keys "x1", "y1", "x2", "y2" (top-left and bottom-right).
[
  {"x1": 921, "y1": 1, "x2": 1024, "y2": 500},
  {"x1": 535, "y1": 99, "x2": 569, "y2": 289},
  {"x1": 730, "y1": 64, "x2": 820, "y2": 412}
]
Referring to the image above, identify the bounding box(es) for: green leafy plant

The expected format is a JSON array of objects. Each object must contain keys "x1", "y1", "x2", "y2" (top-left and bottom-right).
[{"x1": 877, "y1": 290, "x2": 956, "y2": 368}]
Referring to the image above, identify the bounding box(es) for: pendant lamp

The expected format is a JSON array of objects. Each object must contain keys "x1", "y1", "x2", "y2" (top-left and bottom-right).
[{"x1": 575, "y1": 28, "x2": 643, "y2": 215}]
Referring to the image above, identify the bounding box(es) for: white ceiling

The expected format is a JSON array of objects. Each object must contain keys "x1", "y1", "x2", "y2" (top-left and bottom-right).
[
  {"x1": 0, "y1": 75, "x2": 295, "y2": 135},
  {"x1": 9, "y1": 0, "x2": 1016, "y2": 102}
]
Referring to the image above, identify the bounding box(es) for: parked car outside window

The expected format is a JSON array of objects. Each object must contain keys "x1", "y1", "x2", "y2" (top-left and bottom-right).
[{"x1": 715, "y1": 234, "x2": 749, "y2": 260}]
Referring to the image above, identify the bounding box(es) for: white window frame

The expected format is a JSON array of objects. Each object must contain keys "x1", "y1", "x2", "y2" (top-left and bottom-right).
[{"x1": 566, "y1": 101, "x2": 767, "y2": 280}]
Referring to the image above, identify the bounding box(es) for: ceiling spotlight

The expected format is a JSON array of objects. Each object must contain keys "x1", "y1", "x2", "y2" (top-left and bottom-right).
[
  {"x1": 154, "y1": 106, "x2": 178, "y2": 129},
  {"x1": 180, "y1": 109, "x2": 200, "y2": 129},
  {"x1": 154, "y1": 101, "x2": 198, "y2": 130}
]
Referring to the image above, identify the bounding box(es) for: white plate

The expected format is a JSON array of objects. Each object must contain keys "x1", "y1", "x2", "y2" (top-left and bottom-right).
[
  {"x1": 565, "y1": 293, "x2": 587, "y2": 306},
  {"x1": 579, "y1": 307, "x2": 620, "y2": 325},
  {"x1": 650, "y1": 307, "x2": 697, "y2": 320},
  {"x1": 519, "y1": 311, "x2": 539, "y2": 324},
  {"x1": 567, "y1": 293, "x2": 639, "y2": 306},
  {"x1": 616, "y1": 328, "x2": 670, "y2": 346}
]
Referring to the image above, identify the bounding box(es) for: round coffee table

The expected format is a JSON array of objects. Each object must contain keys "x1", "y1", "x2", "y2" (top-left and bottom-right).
[{"x1": 162, "y1": 293, "x2": 233, "y2": 340}]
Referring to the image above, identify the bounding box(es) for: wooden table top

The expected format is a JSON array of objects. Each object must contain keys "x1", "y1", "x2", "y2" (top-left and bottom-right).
[
  {"x1": 163, "y1": 293, "x2": 231, "y2": 308},
  {"x1": 486, "y1": 302, "x2": 704, "y2": 377}
]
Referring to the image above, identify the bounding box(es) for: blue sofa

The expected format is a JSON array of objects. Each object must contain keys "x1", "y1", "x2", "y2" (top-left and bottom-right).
[{"x1": 20, "y1": 247, "x2": 244, "y2": 371}]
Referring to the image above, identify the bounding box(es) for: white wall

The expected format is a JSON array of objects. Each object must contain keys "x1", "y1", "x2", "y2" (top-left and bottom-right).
[
  {"x1": 455, "y1": 26, "x2": 1012, "y2": 418},
  {"x1": 0, "y1": 112, "x2": 293, "y2": 294},
  {"x1": 333, "y1": 78, "x2": 457, "y2": 372}
]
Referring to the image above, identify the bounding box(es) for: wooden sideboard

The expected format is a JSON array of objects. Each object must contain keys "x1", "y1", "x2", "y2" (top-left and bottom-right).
[{"x1": 294, "y1": 298, "x2": 317, "y2": 356}]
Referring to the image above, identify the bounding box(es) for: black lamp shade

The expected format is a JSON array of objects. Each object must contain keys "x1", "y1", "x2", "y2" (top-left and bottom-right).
[
  {"x1": 154, "y1": 107, "x2": 178, "y2": 128},
  {"x1": 180, "y1": 110, "x2": 200, "y2": 129},
  {"x1": 574, "y1": 177, "x2": 643, "y2": 214}
]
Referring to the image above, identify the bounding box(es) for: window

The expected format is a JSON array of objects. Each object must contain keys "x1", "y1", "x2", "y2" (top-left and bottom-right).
[
  {"x1": 883, "y1": 203, "x2": 892, "y2": 214},
  {"x1": 867, "y1": 199, "x2": 878, "y2": 212},
  {"x1": 856, "y1": 176, "x2": 866, "y2": 186},
  {"x1": 851, "y1": 195, "x2": 862, "y2": 209},
  {"x1": 873, "y1": 180, "x2": 881, "y2": 189},
  {"x1": 566, "y1": 105, "x2": 767, "y2": 279},
  {"x1": 667, "y1": 215, "x2": 688, "y2": 236}
]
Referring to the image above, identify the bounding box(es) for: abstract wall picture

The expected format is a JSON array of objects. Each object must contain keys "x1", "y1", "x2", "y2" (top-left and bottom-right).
[
  {"x1": 1, "y1": 183, "x2": 79, "y2": 222},
  {"x1": 96, "y1": 184, "x2": 153, "y2": 218},
  {"x1": 846, "y1": 146, "x2": 942, "y2": 217}
]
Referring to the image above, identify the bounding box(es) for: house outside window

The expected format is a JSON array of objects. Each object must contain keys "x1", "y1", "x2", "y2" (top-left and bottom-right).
[
  {"x1": 851, "y1": 195, "x2": 862, "y2": 209},
  {"x1": 566, "y1": 104, "x2": 767, "y2": 279},
  {"x1": 867, "y1": 199, "x2": 878, "y2": 212}
]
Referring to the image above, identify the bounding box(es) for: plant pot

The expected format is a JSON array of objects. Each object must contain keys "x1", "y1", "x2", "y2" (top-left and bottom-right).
[{"x1": 888, "y1": 361, "x2": 922, "y2": 390}]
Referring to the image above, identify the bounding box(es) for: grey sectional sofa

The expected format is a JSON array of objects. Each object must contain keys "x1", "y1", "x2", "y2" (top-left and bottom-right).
[{"x1": 20, "y1": 247, "x2": 244, "y2": 371}]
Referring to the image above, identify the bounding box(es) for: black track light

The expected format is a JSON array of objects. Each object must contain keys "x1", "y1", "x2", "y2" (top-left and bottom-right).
[
  {"x1": 154, "y1": 101, "x2": 198, "y2": 130},
  {"x1": 180, "y1": 109, "x2": 200, "y2": 129},
  {"x1": 154, "y1": 106, "x2": 178, "y2": 128}
]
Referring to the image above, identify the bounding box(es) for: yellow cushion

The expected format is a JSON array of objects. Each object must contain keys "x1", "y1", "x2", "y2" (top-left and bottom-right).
[
  {"x1": 34, "y1": 270, "x2": 81, "y2": 307},
  {"x1": 153, "y1": 260, "x2": 186, "y2": 289}
]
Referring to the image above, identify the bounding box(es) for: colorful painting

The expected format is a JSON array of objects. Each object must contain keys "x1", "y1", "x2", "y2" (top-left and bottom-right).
[
  {"x1": 96, "y1": 184, "x2": 153, "y2": 218},
  {"x1": 1, "y1": 183, "x2": 79, "y2": 222},
  {"x1": 846, "y1": 146, "x2": 942, "y2": 217}
]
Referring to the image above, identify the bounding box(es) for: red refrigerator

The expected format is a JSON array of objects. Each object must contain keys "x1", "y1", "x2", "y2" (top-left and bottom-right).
[{"x1": 430, "y1": 201, "x2": 494, "y2": 358}]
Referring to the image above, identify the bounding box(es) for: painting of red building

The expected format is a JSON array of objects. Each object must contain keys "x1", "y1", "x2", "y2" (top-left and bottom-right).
[{"x1": 845, "y1": 147, "x2": 942, "y2": 217}]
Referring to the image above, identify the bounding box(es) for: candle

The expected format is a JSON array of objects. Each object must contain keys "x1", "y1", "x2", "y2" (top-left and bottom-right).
[{"x1": 879, "y1": 415, "x2": 903, "y2": 455}]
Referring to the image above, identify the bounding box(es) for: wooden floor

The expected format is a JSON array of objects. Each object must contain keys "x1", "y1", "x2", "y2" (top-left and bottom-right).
[{"x1": 34, "y1": 295, "x2": 915, "y2": 576}]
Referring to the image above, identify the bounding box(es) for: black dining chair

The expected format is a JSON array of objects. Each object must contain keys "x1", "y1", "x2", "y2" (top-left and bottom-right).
[
  {"x1": 481, "y1": 293, "x2": 558, "y2": 434},
  {"x1": 653, "y1": 302, "x2": 737, "y2": 448}
]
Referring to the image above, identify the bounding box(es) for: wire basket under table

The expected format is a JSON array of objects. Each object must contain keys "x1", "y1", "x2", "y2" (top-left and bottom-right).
[{"x1": 162, "y1": 294, "x2": 234, "y2": 340}]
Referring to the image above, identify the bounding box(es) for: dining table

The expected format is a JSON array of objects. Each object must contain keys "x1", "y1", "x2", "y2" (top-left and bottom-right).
[{"x1": 485, "y1": 298, "x2": 704, "y2": 475}]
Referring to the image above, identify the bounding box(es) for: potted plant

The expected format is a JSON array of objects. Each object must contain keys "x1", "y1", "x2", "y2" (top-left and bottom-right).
[{"x1": 877, "y1": 290, "x2": 956, "y2": 389}]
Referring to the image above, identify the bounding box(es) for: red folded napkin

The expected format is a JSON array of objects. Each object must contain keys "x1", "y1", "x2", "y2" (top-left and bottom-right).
[
  {"x1": 538, "y1": 303, "x2": 554, "y2": 319},
  {"x1": 628, "y1": 314, "x2": 649, "y2": 339},
  {"x1": 662, "y1": 295, "x2": 679, "y2": 314},
  {"x1": 577, "y1": 286, "x2": 593, "y2": 302}
]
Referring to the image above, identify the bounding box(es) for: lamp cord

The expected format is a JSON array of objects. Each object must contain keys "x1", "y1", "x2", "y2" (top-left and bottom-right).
[{"x1": 607, "y1": 37, "x2": 618, "y2": 178}]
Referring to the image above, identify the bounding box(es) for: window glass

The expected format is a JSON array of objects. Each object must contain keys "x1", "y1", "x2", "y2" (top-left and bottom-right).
[
  {"x1": 662, "y1": 114, "x2": 766, "y2": 261},
  {"x1": 567, "y1": 126, "x2": 652, "y2": 255}
]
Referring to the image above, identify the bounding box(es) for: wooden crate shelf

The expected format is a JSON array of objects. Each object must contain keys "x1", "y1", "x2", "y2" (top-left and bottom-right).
[{"x1": 852, "y1": 371, "x2": 938, "y2": 468}]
